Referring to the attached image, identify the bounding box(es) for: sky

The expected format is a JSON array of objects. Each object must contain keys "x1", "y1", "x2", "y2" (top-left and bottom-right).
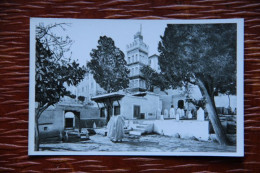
[
  {"x1": 32, "y1": 18, "x2": 242, "y2": 67},
  {"x1": 34, "y1": 19, "x2": 169, "y2": 66}
]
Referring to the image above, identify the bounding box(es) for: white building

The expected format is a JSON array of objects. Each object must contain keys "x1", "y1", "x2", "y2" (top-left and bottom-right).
[
  {"x1": 76, "y1": 72, "x2": 105, "y2": 103},
  {"x1": 92, "y1": 91, "x2": 162, "y2": 121},
  {"x1": 149, "y1": 54, "x2": 160, "y2": 72}
]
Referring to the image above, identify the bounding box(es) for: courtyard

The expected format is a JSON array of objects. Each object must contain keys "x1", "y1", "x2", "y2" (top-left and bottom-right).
[{"x1": 40, "y1": 134, "x2": 236, "y2": 153}]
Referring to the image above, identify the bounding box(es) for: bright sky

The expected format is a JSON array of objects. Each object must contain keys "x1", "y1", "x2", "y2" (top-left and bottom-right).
[
  {"x1": 34, "y1": 19, "x2": 169, "y2": 66},
  {"x1": 32, "y1": 18, "x2": 242, "y2": 67}
]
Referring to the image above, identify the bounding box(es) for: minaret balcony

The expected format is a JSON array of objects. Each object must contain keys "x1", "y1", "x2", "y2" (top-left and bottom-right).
[{"x1": 129, "y1": 74, "x2": 145, "y2": 80}]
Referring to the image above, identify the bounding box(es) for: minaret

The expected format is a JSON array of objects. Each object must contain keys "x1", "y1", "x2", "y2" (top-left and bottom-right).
[{"x1": 126, "y1": 26, "x2": 149, "y2": 92}]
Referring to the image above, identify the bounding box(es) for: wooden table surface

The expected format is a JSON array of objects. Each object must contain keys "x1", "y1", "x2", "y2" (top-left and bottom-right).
[{"x1": 0, "y1": 0, "x2": 259, "y2": 172}]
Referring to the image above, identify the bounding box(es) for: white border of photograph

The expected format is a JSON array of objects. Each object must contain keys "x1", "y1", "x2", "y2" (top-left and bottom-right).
[{"x1": 29, "y1": 18, "x2": 244, "y2": 156}]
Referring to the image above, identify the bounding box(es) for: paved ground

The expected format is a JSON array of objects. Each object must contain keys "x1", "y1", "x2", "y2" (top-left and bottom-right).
[{"x1": 40, "y1": 134, "x2": 236, "y2": 153}]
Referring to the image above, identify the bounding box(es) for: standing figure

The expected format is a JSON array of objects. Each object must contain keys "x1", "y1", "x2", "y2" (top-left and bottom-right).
[
  {"x1": 107, "y1": 114, "x2": 125, "y2": 142},
  {"x1": 107, "y1": 115, "x2": 115, "y2": 138},
  {"x1": 169, "y1": 105, "x2": 175, "y2": 119}
]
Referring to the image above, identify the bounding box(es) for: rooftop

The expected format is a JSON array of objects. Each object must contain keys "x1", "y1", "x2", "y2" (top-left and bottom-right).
[{"x1": 91, "y1": 92, "x2": 125, "y2": 102}]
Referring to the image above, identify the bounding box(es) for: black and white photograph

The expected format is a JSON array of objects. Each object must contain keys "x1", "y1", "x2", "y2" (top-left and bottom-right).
[{"x1": 29, "y1": 18, "x2": 244, "y2": 156}]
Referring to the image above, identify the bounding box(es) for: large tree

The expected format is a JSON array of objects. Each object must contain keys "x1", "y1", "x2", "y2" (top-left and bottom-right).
[
  {"x1": 35, "y1": 23, "x2": 86, "y2": 150},
  {"x1": 158, "y1": 24, "x2": 236, "y2": 145},
  {"x1": 87, "y1": 36, "x2": 129, "y2": 93}
]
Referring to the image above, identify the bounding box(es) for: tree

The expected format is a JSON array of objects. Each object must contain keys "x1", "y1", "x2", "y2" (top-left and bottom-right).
[
  {"x1": 87, "y1": 36, "x2": 129, "y2": 93},
  {"x1": 78, "y1": 96, "x2": 85, "y2": 102},
  {"x1": 158, "y1": 24, "x2": 236, "y2": 145},
  {"x1": 140, "y1": 65, "x2": 169, "y2": 92},
  {"x1": 35, "y1": 23, "x2": 86, "y2": 151}
]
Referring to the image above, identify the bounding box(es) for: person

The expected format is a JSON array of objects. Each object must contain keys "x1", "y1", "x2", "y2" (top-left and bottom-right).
[
  {"x1": 107, "y1": 115, "x2": 115, "y2": 138},
  {"x1": 107, "y1": 114, "x2": 125, "y2": 142},
  {"x1": 169, "y1": 105, "x2": 175, "y2": 119}
]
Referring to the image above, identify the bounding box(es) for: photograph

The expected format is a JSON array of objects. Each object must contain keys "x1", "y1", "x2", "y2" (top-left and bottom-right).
[{"x1": 29, "y1": 18, "x2": 244, "y2": 156}]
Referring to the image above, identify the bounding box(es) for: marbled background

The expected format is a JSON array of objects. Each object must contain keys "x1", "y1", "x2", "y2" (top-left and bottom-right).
[{"x1": 0, "y1": 0, "x2": 259, "y2": 172}]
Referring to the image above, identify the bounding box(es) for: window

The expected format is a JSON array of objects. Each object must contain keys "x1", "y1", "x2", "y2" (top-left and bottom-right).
[
  {"x1": 100, "y1": 108, "x2": 106, "y2": 118},
  {"x1": 134, "y1": 80, "x2": 137, "y2": 87},
  {"x1": 91, "y1": 82, "x2": 93, "y2": 89},
  {"x1": 133, "y1": 105, "x2": 140, "y2": 118},
  {"x1": 132, "y1": 55, "x2": 134, "y2": 63},
  {"x1": 128, "y1": 57, "x2": 130, "y2": 63},
  {"x1": 135, "y1": 67, "x2": 138, "y2": 75},
  {"x1": 137, "y1": 79, "x2": 140, "y2": 87},
  {"x1": 114, "y1": 106, "x2": 120, "y2": 115},
  {"x1": 135, "y1": 54, "x2": 138, "y2": 62},
  {"x1": 82, "y1": 87, "x2": 84, "y2": 92}
]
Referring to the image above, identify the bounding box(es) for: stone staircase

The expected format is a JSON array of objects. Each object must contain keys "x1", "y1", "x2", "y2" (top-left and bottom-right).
[{"x1": 129, "y1": 121, "x2": 153, "y2": 136}]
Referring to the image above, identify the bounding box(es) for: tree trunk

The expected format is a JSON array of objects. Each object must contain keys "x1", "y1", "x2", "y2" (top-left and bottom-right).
[
  {"x1": 34, "y1": 104, "x2": 50, "y2": 151},
  {"x1": 197, "y1": 79, "x2": 229, "y2": 145}
]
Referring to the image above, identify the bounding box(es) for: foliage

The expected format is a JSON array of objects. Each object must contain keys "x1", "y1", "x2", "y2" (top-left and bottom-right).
[
  {"x1": 140, "y1": 65, "x2": 169, "y2": 91},
  {"x1": 69, "y1": 94, "x2": 76, "y2": 99},
  {"x1": 36, "y1": 23, "x2": 86, "y2": 113},
  {"x1": 158, "y1": 24, "x2": 236, "y2": 96},
  {"x1": 158, "y1": 24, "x2": 236, "y2": 145},
  {"x1": 87, "y1": 36, "x2": 129, "y2": 93},
  {"x1": 78, "y1": 96, "x2": 85, "y2": 102},
  {"x1": 35, "y1": 23, "x2": 86, "y2": 150}
]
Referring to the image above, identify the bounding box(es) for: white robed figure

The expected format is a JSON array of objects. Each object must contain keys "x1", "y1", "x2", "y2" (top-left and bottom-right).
[{"x1": 107, "y1": 114, "x2": 125, "y2": 142}]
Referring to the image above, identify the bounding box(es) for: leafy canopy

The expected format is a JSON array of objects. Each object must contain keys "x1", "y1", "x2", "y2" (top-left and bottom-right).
[
  {"x1": 87, "y1": 36, "x2": 129, "y2": 93},
  {"x1": 35, "y1": 23, "x2": 86, "y2": 110},
  {"x1": 158, "y1": 24, "x2": 236, "y2": 96}
]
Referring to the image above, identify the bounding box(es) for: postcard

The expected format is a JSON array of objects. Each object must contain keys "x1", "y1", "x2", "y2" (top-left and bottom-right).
[{"x1": 29, "y1": 18, "x2": 244, "y2": 156}]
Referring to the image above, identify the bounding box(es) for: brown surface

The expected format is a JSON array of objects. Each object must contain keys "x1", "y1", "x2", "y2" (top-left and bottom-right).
[{"x1": 0, "y1": 0, "x2": 259, "y2": 172}]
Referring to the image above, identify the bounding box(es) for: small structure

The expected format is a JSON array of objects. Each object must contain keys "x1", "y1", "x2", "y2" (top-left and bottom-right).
[
  {"x1": 169, "y1": 106, "x2": 175, "y2": 119},
  {"x1": 38, "y1": 101, "x2": 103, "y2": 142},
  {"x1": 187, "y1": 110, "x2": 193, "y2": 119},
  {"x1": 163, "y1": 109, "x2": 169, "y2": 119},
  {"x1": 197, "y1": 107, "x2": 205, "y2": 121},
  {"x1": 91, "y1": 91, "x2": 161, "y2": 122}
]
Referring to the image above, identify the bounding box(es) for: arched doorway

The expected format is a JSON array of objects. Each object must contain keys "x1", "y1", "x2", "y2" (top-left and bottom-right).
[
  {"x1": 178, "y1": 100, "x2": 184, "y2": 109},
  {"x1": 64, "y1": 112, "x2": 75, "y2": 129}
]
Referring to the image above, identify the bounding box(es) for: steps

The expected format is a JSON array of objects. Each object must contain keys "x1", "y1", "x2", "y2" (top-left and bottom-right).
[
  {"x1": 129, "y1": 122, "x2": 153, "y2": 136},
  {"x1": 129, "y1": 130, "x2": 144, "y2": 136}
]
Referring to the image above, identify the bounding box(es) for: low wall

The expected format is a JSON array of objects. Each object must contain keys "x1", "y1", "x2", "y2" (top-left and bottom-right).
[
  {"x1": 153, "y1": 120, "x2": 209, "y2": 141},
  {"x1": 80, "y1": 118, "x2": 107, "y2": 128}
]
